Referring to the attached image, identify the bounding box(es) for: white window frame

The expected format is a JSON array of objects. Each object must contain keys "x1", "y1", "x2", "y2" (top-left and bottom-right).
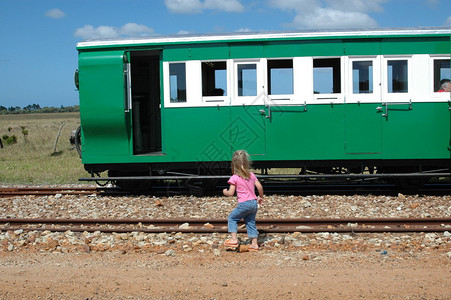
[
  {"x1": 164, "y1": 61, "x2": 192, "y2": 108},
  {"x1": 266, "y1": 57, "x2": 295, "y2": 102},
  {"x1": 294, "y1": 57, "x2": 314, "y2": 104},
  {"x1": 164, "y1": 61, "x2": 189, "y2": 106},
  {"x1": 232, "y1": 59, "x2": 265, "y2": 106},
  {"x1": 164, "y1": 60, "x2": 211, "y2": 108},
  {"x1": 381, "y1": 55, "x2": 412, "y2": 102},
  {"x1": 430, "y1": 55, "x2": 451, "y2": 101},
  {"x1": 312, "y1": 56, "x2": 345, "y2": 104},
  {"x1": 346, "y1": 56, "x2": 381, "y2": 103}
]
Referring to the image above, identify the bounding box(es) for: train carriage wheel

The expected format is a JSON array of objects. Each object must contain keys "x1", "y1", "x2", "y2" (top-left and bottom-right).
[{"x1": 74, "y1": 125, "x2": 82, "y2": 158}]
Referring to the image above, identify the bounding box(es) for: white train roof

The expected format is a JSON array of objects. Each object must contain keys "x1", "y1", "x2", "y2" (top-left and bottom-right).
[{"x1": 77, "y1": 27, "x2": 451, "y2": 49}]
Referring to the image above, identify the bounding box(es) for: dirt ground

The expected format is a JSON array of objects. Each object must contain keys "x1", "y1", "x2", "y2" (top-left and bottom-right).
[{"x1": 0, "y1": 249, "x2": 450, "y2": 300}]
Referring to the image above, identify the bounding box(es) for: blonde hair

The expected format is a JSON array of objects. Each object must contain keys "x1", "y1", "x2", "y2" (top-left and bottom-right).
[{"x1": 231, "y1": 150, "x2": 251, "y2": 179}]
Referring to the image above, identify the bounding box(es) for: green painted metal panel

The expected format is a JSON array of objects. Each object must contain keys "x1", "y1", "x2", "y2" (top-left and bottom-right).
[
  {"x1": 162, "y1": 106, "x2": 231, "y2": 162},
  {"x1": 264, "y1": 40, "x2": 346, "y2": 57},
  {"x1": 78, "y1": 50, "x2": 130, "y2": 163},
  {"x1": 344, "y1": 39, "x2": 381, "y2": 56},
  {"x1": 229, "y1": 106, "x2": 266, "y2": 155},
  {"x1": 230, "y1": 43, "x2": 264, "y2": 59},
  {"x1": 297, "y1": 40, "x2": 344, "y2": 57},
  {"x1": 263, "y1": 41, "x2": 303, "y2": 58},
  {"x1": 449, "y1": 102, "x2": 451, "y2": 157},
  {"x1": 163, "y1": 43, "x2": 229, "y2": 61},
  {"x1": 264, "y1": 104, "x2": 345, "y2": 160},
  {"x1": 345, "y1": 103, "x2": 382, "y2": 155},
  {"x1": 381, "y1": 37, "x2": 450, "y2": 55},
  {"x1": 381, "y1": 102, "x2": 450, "y2": 159},
  {"x1": 79, "y1": 101, "x2": 450, "y2": 165}
]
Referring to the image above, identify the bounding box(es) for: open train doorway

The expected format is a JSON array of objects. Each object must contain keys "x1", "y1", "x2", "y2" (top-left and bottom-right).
[{"x1": 130, "y1": 51, "x2": 162, "y2": 154}]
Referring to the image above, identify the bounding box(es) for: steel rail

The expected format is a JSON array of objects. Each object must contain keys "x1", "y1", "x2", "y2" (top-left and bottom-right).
[
  {"x1": 1, "y1": 218, "x2": 450, "y2": 233},
  {"x1": 0, "y1": 187, "x2": 124, "y2": 198},
  {"x1": 79, "y1": 172, "x2": 451, "y2": 182},
  {"x1": 2, "y1": 180, "x2": 450, "y2": 198},
  {"x1": 0, "y1": 187, "x2": 98, "y2": 197}
]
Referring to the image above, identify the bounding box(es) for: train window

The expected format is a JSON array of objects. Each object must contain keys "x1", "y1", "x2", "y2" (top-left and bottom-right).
[
  {"x1": 313, "y1": 58, "x2": 341, "y2": 94},
  {"x1": 268, "y1": 59, "x2": 293, "y2": 95},
  {"x1": 169, "y1": 63, "x2": 186, "y2": 102},
  {"x1": 237, "y1": 63, "x2": 257, "y2": 96},
  {"x1": 433, "y1": 59, "x2": 450, "y2": 92},
  {"x1": 202, "y1": 61, "x2": 227, "y2": 97},
  {"x1": 352, "y1": 61, "x2": 373, "y2": 94},
  {"x1": 387, "y1": 60, "x2": 408, "y2": 93}
]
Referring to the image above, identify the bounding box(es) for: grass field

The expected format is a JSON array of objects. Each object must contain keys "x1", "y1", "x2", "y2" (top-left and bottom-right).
[{"x1": 0, "y1": 112, "x2": 89, "y2": 185}]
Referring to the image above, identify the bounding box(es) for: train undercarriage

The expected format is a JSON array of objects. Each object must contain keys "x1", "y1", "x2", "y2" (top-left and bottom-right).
[{"x1": 78, "y1": 159, "x2": 451, "y2": 195}]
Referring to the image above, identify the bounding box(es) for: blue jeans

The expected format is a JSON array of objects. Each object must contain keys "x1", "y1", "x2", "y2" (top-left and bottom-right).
[{"x1": 228, "y1": 200, "x2": 259, "y2": 238}]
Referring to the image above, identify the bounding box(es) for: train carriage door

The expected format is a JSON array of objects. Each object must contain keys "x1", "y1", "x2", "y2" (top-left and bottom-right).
[
  {"x1": 78, "y1": 50, "x2": 132, "y2": 157},
  {"x1": 129, "y1": 51, "x2": 162, "y2": 154},
  {"x1": 345, "y1": 56, "x2": 382, "y2": 155}
]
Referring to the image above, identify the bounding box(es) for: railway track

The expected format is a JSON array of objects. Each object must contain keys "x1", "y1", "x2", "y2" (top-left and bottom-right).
[
  {"x1": 1, "y1": 181, "x2": 451, "y2": 197},
  {"x1": 1, "y1": 218, "x2": 450, "y2": 233},
  {"x1": 0, "y1": 187, "x2": 119, "y2": 197}
]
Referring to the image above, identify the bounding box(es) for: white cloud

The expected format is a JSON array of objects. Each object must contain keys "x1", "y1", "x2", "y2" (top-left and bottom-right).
[
  {"x1": 74, "y1": 25, "x2": 118, "y2": 39},
  {"x1": 426, "y1": 0, "x2": 439, "y2": 8},
  {"x1": 204, "y1": 0, "x2": 244, "y2": 12},
  {"x1": 165, "y1": 0, "x2": 244, "y2": 14},
  {"x1": 294, "y1": 8, "x2": 378, "y2": 29},
  {"x1": 324, "y1": 0, "x2": 386, "y2": 13},
  {"x1": 267, "y1": 0, "x2": 319, "y2": 13},
  {"x1": 45, "y1": 8, "x2": 66, "y2": 19},
  {"x1": 445, "y1": 16, "x2": 451, "y2": 26},
  {"x1": 236, "y1": 28, "x2": 252, "y2": 32},
  {"x1": 268, "y1": 0, "x2": 383, "y2": 29},
  {"x1": 74, "y1": 23, "x2": 154, "y2": 40},
  {"x1": 119, "y1": 23, "x2": 155, "y2": 36},
  {"x1": 165, "y1": 0, "x2": 203, "y2": 14}
]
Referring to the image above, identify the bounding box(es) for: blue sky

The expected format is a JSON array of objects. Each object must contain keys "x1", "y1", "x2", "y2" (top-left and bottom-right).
[{"x1": 1, "y1": 0, "x2": 450, "y2": 108}]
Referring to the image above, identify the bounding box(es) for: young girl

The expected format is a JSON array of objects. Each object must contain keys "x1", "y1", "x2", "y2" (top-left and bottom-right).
[{"x1": 223, "y1": 150, "x2": 264, "y2": 251}]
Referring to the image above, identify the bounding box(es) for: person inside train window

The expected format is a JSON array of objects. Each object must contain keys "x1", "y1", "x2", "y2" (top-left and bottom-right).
[
  {"x1": 202, "y1": 61, "x2": 227, "y2": 97},
  {"x1": 433, "y1": 59, "x2": 450, "y2": 92},
  {"x1": 437, "y1": 79, "x2": 451, "y2": 92},
  {"x1": 210, "y1": 88, "x2": 224, "y2": 96}
]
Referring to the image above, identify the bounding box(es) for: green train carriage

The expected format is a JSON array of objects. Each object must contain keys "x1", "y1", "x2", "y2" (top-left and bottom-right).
[{"x1": 74, "y1": 27, "x2": 451, "y2": 184}]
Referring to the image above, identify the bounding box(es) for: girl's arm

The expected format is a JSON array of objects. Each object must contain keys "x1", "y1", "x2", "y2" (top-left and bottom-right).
[
  {"x1": 223, "y1": 184, "x2": 236, "y2": 197},
  {"x1": 255, "y1": 180, "x2": 264, "y2": 204}
]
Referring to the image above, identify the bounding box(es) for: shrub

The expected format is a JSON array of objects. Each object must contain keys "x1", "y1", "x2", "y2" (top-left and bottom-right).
[
  {"x1": 21, "y1": 127, "x2": 29, "y2": 140},
  {"x1": 4, "y1": 135, "x2": 17, "y2": 145}
]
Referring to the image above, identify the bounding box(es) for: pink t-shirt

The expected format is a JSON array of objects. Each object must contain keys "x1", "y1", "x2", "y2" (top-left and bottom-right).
[{"x1": 227, "y1": 172, "x2": 258, "y2": 203}]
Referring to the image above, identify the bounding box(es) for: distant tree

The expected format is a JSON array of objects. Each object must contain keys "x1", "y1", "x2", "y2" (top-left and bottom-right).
[
  {"x1": 24, "y1": 104, "x2": 41, "y2": 110},
  {"x1": 0, "y1": 104, "x2": 79, "y2": 114},
  {"x1": 41, "y1": 106, "x2": 58, "y2": 113}
]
